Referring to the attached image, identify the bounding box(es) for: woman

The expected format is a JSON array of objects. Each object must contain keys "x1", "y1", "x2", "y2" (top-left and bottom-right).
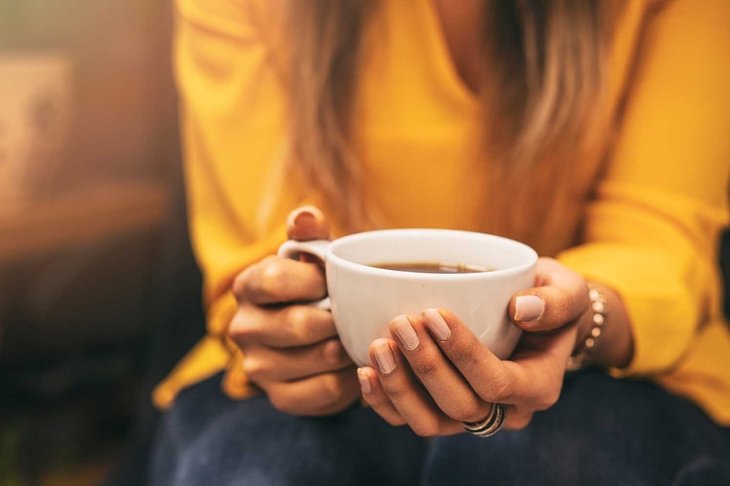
[{"x1": 152, "y1": 0, "x2": 730, "y2": 484}]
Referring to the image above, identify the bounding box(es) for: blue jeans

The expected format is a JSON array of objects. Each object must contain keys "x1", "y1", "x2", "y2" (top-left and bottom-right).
[{"x1": 152, "y1": 371, "x2": 730, "y2": 485}]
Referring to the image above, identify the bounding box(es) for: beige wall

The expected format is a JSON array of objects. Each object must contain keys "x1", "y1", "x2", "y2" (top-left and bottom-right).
[
  {"x1": 0, "y1": 0, "x2": 179, "y2": 197},
  {"x1": 0, "y1": 0, "x2": 184, "y2": 358}
]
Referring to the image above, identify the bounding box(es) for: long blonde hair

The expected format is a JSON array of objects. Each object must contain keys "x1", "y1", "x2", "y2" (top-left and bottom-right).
[{"x1": 283, "y1": 1, "x2": 621, "y2": 252}]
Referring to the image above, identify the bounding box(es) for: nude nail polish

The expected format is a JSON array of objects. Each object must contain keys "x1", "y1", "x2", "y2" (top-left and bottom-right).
[
  {"x1": 373, "y1": 341, "x2": 396, "y2": 374},
  {"x1": 423, "y1": 309, "x2": 451, "y2": 341},
  {"x1": 357, "y1": 368, "x2": 371, "y2": 394},
  {"x1": 390, "y1": 315, "x2": 419, "y2": 351},
  {"x1": 515, "y1": 295, "x2": 545, "y2": 322}
]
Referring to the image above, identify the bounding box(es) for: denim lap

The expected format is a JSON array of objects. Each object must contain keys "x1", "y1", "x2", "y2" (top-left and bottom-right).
[
  {"x1": 152, "y1": 371, "x2": 730, "y2": 486},
  {"x1": 151, "y1": 377, "x2": 426, "y2": 486},
  {"x1": 424, "y1": 371, "x2": 730, "y2": 486}
]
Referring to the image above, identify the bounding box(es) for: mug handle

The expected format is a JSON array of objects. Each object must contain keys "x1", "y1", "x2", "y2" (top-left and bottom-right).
[{"x1": 277, "y1": 239, "x2": 331, "y2": 310}]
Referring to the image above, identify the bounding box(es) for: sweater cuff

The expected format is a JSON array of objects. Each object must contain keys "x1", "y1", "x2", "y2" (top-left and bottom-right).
[{"x1": 558, "y1": 243, "x2": 699, "y2": 376}]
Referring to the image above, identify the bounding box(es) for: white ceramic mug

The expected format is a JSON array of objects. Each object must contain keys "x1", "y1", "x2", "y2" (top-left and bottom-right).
[{"x1": 278, "y1": 229, "x2": 537, "y2": 366}]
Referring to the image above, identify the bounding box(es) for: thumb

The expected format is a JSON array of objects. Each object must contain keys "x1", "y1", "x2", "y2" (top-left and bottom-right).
[
  {"x1": 286, "y1": 205, "x2": 331, "y2": 241},
  {"x1": 509, "y1": 286, "x2": 587, "y2": 332},
  {"x1": 508, "y1": 258, "x2": 589, "y2": 332}
]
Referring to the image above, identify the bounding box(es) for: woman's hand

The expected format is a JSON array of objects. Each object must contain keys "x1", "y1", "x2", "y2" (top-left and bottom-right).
[
  {"x1": 358, "y1": 258, "x2": 599, "y2": 435},
  {"x1": 228, "y1": 206, "x2": 359, "y2": 416}
]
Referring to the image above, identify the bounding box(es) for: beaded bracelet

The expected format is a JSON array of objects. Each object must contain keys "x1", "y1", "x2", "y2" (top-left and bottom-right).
[{"x1": 566, "y1": 284, "x2": 607, "y2": 371}]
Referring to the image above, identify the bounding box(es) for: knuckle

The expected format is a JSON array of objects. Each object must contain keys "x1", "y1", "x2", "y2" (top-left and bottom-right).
[
  {"x1": 536, "y1": 387, "x2": 561, "y2": 411},
  {"x1": 320, "y1": 340, "x2": 342, "y2": 366},
  {"x1": 228, "y1": 311, "x2": 257, "y2": 344},
  {"x1": 231, "y1": 270, "x2": 250, "y2": 300},
  {"x1": 411, "y1": 420, "x2": 440, "y2": 438},
  {"x1": 507, "y1": 412, "x2": 533, "y2": 431},
  {"x1": 268, "y1": 391, "x2": 295, "y2": 414},
  {"x1": 576, "y1": 283, "x2": 591, "y2": 314},
  {"x1": 411, "y1": 357, "x2": 440, "y2": 380},
  {"x1": 384, "y1": 416, "x2": 406, "y2": 427},
  {"x1": 448, "y1": 401, "x2": 484, "y2": 423},
  {"x1": 449, "y1": 338, "x2": 481, "y2": 367},
  {"x1": 562, "y1": 290, "x2": 579, "y2": 319},
  {"x1": 285, "y1": 307, "x2": 311, "y2": 342},
  {"x1": 258, "y1": 260, "x2": 289, "y2": 299},
  {"x1": 488, "y1": 372, "x2": 514, "y2": 403},
  {"x1": 242, "y1": 356, "x2": 266, "y2": 381},
  {"x1": 317, "y1": 399, "x2": 351, "y2": 417},
  {"x1": 319, "y1": 374, "x2": 345, "y2": 403},
  {"x1": 380, "y1": 380, "x2": 406, "y2": 400},
  {"x1": 363, "y1": 388, "x2": 389, "y2": 408}
]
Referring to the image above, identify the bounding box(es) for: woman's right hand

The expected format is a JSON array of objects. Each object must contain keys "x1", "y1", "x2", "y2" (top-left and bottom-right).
[{"x1": 228, "y1": 206, "x2": 359, "y2": 416}]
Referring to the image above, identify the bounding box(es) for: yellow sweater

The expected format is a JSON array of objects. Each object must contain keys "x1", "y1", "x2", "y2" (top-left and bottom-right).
[{"x1": 154, "y1": 0, "x2": 730, "y2": 424}]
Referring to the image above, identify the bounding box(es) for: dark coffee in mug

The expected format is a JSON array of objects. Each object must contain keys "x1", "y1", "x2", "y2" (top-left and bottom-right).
[{"x1": 372, "y1": 261, "x2": 491, "y2": 274}]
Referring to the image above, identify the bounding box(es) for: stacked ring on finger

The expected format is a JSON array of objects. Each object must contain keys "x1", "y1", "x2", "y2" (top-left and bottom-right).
[{"x1": 462, "y1": 403, "x2": 506, "y2": 438}]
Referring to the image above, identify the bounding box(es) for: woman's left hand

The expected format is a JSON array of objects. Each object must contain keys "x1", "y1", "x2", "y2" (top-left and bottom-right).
[{"x1": 358, "y1": 257, "x2": 591, "y2": 435}]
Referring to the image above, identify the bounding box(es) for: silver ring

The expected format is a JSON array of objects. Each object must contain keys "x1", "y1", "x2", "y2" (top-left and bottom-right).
[{"x1": 462, "y1": 403, "x2": 506, "y2": 438}]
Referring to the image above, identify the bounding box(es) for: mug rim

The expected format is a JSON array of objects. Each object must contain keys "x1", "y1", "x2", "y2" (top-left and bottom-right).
[{"x1": 326, "y1": 228, "x2": 537, "y2": 281}]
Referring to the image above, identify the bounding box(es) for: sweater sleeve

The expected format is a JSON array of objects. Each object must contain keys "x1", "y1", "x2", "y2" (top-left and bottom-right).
[
  {"x1": 558, "y1": 0, "x2": 730, "y2": 375},
  {"x1": 154, "y1": 0, "x2": 295, "y2": 408}
]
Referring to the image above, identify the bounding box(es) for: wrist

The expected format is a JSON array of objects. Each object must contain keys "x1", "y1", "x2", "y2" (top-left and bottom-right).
[{"x1": 572, "y1": 282, "x2": 633, "y2": 369}]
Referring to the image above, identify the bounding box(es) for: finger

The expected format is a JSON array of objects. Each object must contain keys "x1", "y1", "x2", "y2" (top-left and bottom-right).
[
  {"x1": 233, "y1": 256, "x2": 326, "y2": 305},
  {"x1": 369, "y1": 338, "x2": 453, "y2": 437},
  {"x1": 265, "y1": 368, "x2": 359, "y2": 416},
  {"x1": 361, "y1": 363, "x2": 532, "y2": 433},
  {"x1": 502, "y1": 405, "x2": 534, "y2": 431},
  {"x1": 509, "y1": 258, "x2": 589, "y2": 332},
  {"x1": 286, "y1": 206, "x2": 331, "y2": 241},
  {"x1": 229, "y1": 304, "x2": 337, "y2": 348},
  {"x1": 388, "y1": 315, "x2": 491, "y2": 423},
  {"x1": 242, "y1": 338, "x2": 353, "y2": 382},
  {"x1": 423, "y1": 308, "x2": 572, "y2": 410},
  {"x1": 357, "y1": 367, "x2": 406, "y2": 426}
]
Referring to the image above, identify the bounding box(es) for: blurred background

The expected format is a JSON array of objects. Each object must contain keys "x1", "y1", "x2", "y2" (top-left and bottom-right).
[{"x1": 0, "y1": 1, "x2": 205, "y2": 484}]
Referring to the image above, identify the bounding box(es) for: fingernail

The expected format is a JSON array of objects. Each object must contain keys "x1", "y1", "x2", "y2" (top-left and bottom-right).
[
  {"x1": 373, "y1": 341, "x2": 396, "y2": 374},
  {"x1": 423, "y1": 309, "x2": 451, "y2": 341},
  {"x1": 357, "y1": 368, "x2": 371, "y2": 394},
  {"x1": 390, "y1": 315, "x2": 419, "y2": 351},
  {"x1": 515, "y1": 295, "x2": 545, "y2": 322},
  {"x1": 286, "y1": 206, "x2": 320, "y2": 229}
]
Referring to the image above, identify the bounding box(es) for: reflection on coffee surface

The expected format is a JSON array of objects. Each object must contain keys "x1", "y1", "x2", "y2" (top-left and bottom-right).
[{"x1": 371, "y1": 262, "x2": 491, "y2": 274}]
